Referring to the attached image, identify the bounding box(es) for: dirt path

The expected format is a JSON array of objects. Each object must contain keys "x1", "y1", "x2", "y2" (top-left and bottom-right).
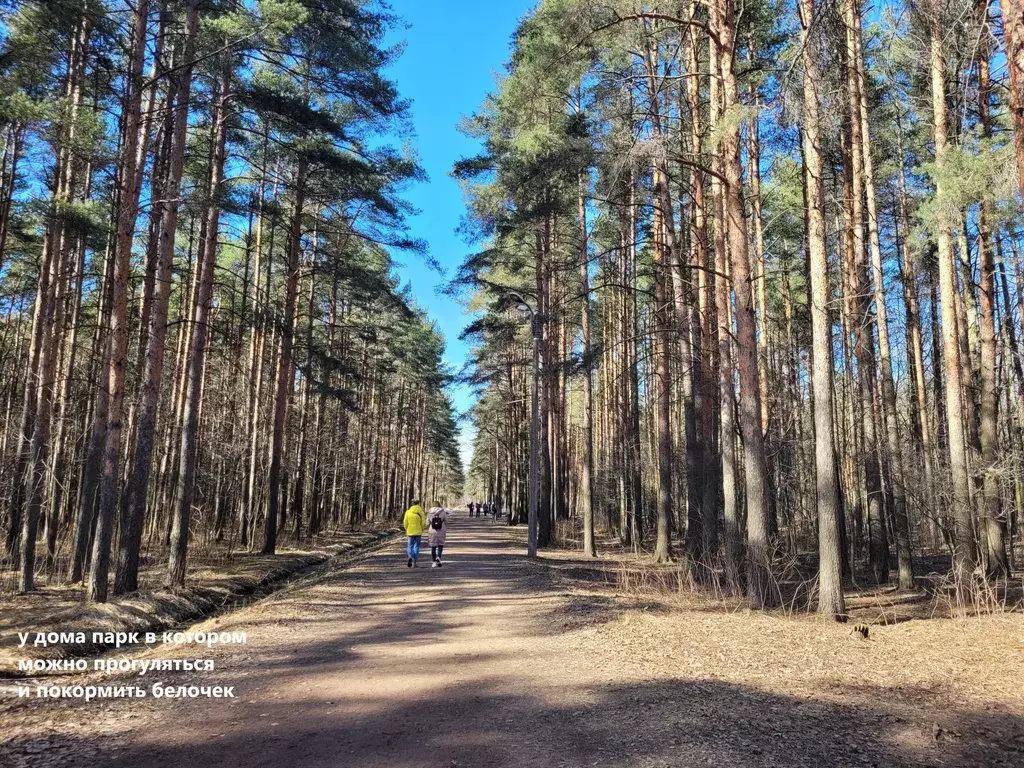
[{"x1": 2, "y1": 515, "x2": 1023, "y2": 767}]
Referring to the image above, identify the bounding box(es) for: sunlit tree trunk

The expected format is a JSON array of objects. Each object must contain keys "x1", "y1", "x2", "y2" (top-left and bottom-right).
[
  {"x1": 166, "y1": 57, "x2": 231, "y2": 587},
  {"x1": 928, "y1": 1, "x2": 977, "y2": 575},
  {"x1": 850, "y1": 0, "x2": 912, "y2": 588},
  {"x1": 975, "y1": 23, "x2": 1010, "y2": 577},
  {"x1": 799, "y1": 0, "x2": 845, "y2": 617},
  {"x1": 642, "y1": 32, "x2": 675, "y2": 564},
  {"x1": 577, "y1": 167, "x2": 596, "y2": 557},
  {"x1": 712, "y1": 0, "x2": 774, "y2": 605},
  {"x1": 88, "y1": 0, "x2": 151, "y2": 601},
  {"x1": 116, "y1": 1, "x2": 199, "y2": 595},
  {"x1": 708, "y1": 24, "x2": 741, "y2": 592},
  {"x1": 999, "y1": 0, "x2": 1024, "y2": 196}
]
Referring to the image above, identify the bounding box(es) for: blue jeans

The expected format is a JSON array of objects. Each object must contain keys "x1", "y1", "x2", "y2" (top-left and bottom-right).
[
  {"x1": 407, "y1": 535, "x2": 421, "y2": 561},
  {"x1": 431, "y1": 545, "x2": 444, "y2": 561}
]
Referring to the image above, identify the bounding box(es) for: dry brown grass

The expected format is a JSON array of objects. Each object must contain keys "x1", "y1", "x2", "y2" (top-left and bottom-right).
[{"x1": 535, "y1": 521, "x2": 1024, "y2": 625}]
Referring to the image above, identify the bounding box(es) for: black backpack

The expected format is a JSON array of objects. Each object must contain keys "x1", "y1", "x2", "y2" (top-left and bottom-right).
[{"x1": 430, "y1": 514, "x2": 443, "y2": 531}]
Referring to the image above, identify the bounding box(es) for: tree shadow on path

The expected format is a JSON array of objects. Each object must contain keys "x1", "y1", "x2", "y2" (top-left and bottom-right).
[
  {"x1": 12, "y1": 673, "x2": 1022, "y2": 768},
  {"x1": 4, "y1": 518, "x2": 1021, "y2": 768}
]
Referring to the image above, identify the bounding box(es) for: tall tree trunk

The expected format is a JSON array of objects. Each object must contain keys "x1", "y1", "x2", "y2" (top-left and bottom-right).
[
  {"x1": 87, "y1": 0, "x2": 151, "y2": 602},
  {"x1": 70, "y1": 241, "x2": 113, "y2": 582},
  {"x1": 292, "y1": 256, "x2": 317, "y2": 542},
  {"x1": 746, "y1": 50, "x2": 770, "y2": 440},
  {"x1": 799, "y1": 0, "x2": 845, "y2": 617},
  {"x1": 975, "y1": 23, "x2": 1010, "y2": 577},
  {"x1": 709, "y1": 24, "x2": 741, "y2": 591},
  {"x1": 20, "y1": 235, "x2": 64, "y2": 591},
  {"x1": 536, "y1": 222, "x2": 553, "y2": 547},
  {"x1": 643, "y1": 33, "x2": 674, "y2": 564},
  {"x1": 166, "y1": 57, "x2": 230, "y2": 587},
  {"x1": 577, "y1": 168, "x2": 596, "y2": 557},
  {"x1": 851, "y1": 0, "x2": 913, "y2": 588},
  {"x1": 895, "y1": 114, "x2": 940, "y2": 549},
  {"x1": 685, "y1": 5, "x2": 718, "y2": 564},
  {"x1": 115, "y1": 1, "x2": 199, "y2": 595},
  {"x1": 845, "y1": 0, "x2": 889, "y2": 586},
  {"x1": 713, "y1": 0, "x2": 774, "y2": 606},
  {"x1": 11, "y1": 17, "x2": 89, "y2": 576},
  {"x1": 263, "y1": 156, "x2": 307, "y2": 555},
  {"x1": 1000, "y1": 0, "x2": 1024, "y2": 197},
  {"x1": 928, "y1": 1, "x2": 977, "y2": 575}
]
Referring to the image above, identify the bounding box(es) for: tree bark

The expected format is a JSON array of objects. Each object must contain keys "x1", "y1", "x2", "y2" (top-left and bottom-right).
[
  {"x1": 88, "y1": 0, "x2": 151, "y2": 602},
  {"x1": 263, "y1": 156, "x2": 307, "y2": 554},
  {"x1": 975, "y1": 23, "x2": 1010, "y2": 577},
  {"x1": 577, "y1": 169, "x2": 596, "y2": 557},
  {"x1": 999, "y1": 0, "x2": 1024, "y2": 197},
  {"x1": 708, "y1": 23, "x2": 741, "y2": 592},
  {"x1": 844, "y1": 0, "x2": 889, "y2": 586},
  {"x1": 928, "y1": 2, "x2": 977, "y2": 575},
  {"x1": 115, "y1": 1, "x2": 199, "y2": 595},
  {"x1": 851, "y1": 0, "x2": 912, "y2": 588},
  {"x1": 799, "y1": 0, "x2": 845, "y2": 617},
  {"x1": 712, "y1": 0, "x2": 774, "y2": 606},
  {"x1": 166, "y1": 57, "x2": 230, "y2": 587}
]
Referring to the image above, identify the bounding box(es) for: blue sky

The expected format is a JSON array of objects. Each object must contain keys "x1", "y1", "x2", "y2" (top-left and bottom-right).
[{"x1": 383, "y1": 0, "x2": 533, "y2": 464}]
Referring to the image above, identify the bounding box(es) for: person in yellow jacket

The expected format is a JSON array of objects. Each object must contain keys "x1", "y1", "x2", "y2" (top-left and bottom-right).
[{"x1": 403, "y1": 499, "x2": 426, "y2": 567}]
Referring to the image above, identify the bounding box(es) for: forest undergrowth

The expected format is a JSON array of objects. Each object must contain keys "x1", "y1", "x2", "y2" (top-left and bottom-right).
[{"x1": 542, "y1": 519, "x2": 1024, "y2": 624}]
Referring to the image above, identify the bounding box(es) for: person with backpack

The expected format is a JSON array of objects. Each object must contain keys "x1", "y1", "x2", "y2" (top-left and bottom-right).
[
  {"x1": 403, "y1": 499, "x2": 426, "y2": 568},
  {"x1": 426, "y1": 506, "x2": 450, "y2": 567}
]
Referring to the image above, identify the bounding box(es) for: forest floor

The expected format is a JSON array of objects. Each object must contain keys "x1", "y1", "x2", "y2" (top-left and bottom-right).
[
  {"x1": 0, "y1": 528, "x2": 396, "y2": 668},
  {"x1": 0, "y1": 514, "x2": 1022, "y2": 767}
]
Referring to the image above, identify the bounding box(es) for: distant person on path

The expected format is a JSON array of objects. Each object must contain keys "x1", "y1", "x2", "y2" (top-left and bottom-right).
[
  {"x1": 403, "y1": 499, "x2": 426, "y2": 567},
  {"x1": 467, "y1": 501, "x2": 475, "y2": 517},
  {"x1": 427, "y1": 506, "x2": 450, "y2": 567}
]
